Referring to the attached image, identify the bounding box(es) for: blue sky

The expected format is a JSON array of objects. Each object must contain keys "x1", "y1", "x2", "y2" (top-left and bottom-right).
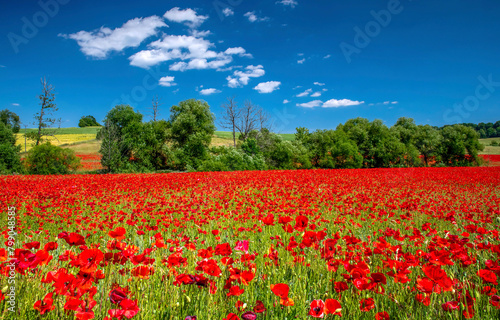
[{"x1": 1, "y1": 0, "x2": 499, "y2": 132}]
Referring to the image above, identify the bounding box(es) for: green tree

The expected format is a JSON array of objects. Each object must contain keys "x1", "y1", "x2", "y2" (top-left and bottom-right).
[
  {"x1": 99, "y1": 105, "x2": 143, "y2": 172},
  {"x1": 26, "y1": 77, "x2": 60, "y2": 146},
  {"x1": 440, "y1": 125, "x2": 484, "y2": 166},
  {"x1": 0, "y1": 121, "x2": 22, "y2": 174},
  {"x1": 24, "y1": 142, "x2": 80, "y2": 174},
  {"x1": 167, "y1": 99, "x2": 216, "y2": 169},
  {"x1": 414, "y1": 125, "x2": 442, "y2": 166},
  {"x1": 78, "y1": 115, "x2": 101, "y2": 127},
  {"x1": 0, "y1": 109, "x2": 21, "y2": 133}
]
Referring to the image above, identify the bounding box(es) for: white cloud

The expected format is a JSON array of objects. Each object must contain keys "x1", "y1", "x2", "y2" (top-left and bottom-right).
[
  {"x1": 293, "y1": 85, "x2": 302, "y2": 90},
  {"x1": 310, "y1": 92, "x2": 322, "y2": 97},
  {"x1": 297, "y1": 98, "x2": 364, "y2": 108},
  {"x1": 277, "y1": 0, "x2": 298, "y2": 8},
  {"x1": 11, "y1": 103, "x2": 20, "y2": 106},
  {"x1": 322, "y1": 99, "x2": 364, "y2": 108},
  {"x1": 222, "y1": 8, "x2": 234, "y2": 17},
  {"x1": 296, "y1": 88, "x2": 312, "y2": 97},
  {"x1": 283, "y1": 99, "x2": 290, "y2": 104},
  {"x1": 391, "y1": 101, "x2": 398, "y2": 104},
  {"x1": 313, "y1": 82, "x2": 325, "y2": 86},
  {"x1": 297, "y1": 100, "x2": 322, "y2": 108},
  {"x1": 61, "y1": 16, "x2": 166, "y2": 59},
  {"x1": 323, "y1": 54, "x2": 331, "y2": 59},
  {"x1": 159, "y1": 76, "x2": 176, "y2": 87},
  {"x1": 224, "y1": 47, "x2": 252, "y2": 58},
  {"x1": 297, "y1": 58, "x2": 305, "y2": 64},
  {"x1": 129, "y1": 34, "x2": 249, "y2": 70},
  {"x1": 226, "y1": 65, "x2": 265, "y2": 87},
  {"x1": 200, "y1": 88, "x2": 221, "y2": 95},
  {"x1": 254, "y1": 81, "x2": 281, "y2": 93},
  {"x1": 164, "y1": 7, "x2": 208, "y2": 28},
  {"x1": 244, "y1": 11, "x2": 269, "y2": 23}
]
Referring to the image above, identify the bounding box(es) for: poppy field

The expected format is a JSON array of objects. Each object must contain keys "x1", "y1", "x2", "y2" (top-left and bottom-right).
[{"x1": 1, "y1": 167, "x2": 500, "y2": 319}]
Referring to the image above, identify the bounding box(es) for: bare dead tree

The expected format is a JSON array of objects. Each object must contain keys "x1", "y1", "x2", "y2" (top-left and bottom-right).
[
  {"x1": 150, "y1": 95, "x2": 162, "y2": 121},
  {"x1": 235, "y1": 100, "x2": 260, "y2": 141},
  {"x1": 26, "y1": 77, "x2": 60, "y2": 145},
  {"x1": 257, "y1": 108, "x2": 273, "y2": 132},
  {"x1": 219, "y1": 97, "x2": 240, "y2": 147}
]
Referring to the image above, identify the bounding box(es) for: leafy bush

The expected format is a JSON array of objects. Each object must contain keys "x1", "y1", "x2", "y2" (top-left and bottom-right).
[
  {"x1": 491, "y1": 140, "x2": 499, "y2": 146},
  {"x1": 198, "y1": 147, "x2": 266, "y2": 172},
  {"x1": 24, "y1": 142, "x2": 80, "y2": 174},
  {"x1": 0, "y1": 121, "x2": 22, "y2": 174},
  {"x1": 78, "y1": 115, "x2": 101, "y2": 127}
]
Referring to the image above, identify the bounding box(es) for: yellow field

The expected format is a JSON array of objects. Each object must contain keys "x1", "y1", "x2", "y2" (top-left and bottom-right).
[{"x1": 16, "y1": 134, "x2": 97, "y2": 152}]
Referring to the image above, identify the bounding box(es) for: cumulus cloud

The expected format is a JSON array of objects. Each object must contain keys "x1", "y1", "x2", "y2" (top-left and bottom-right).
[
  {"x1": 244, "y1": 11, "x2": 269, "y2": 23},
  {"x1": 224, "y1": 47, "x2": 252, "y2": 58},
  {"x1": 323, "y1": 54, "x2": 331, "y2": 59},
  {"x1": 226, "y1": 65, "x2": 265, "y2": 87},
  {"x1": 283, "y1": 99, "x2": 290, "y2": 104},
  {"x1": 164, "y1": 7, "x2": 208, "y2": 28},
  {"x1": 222, "y1": 8, "x2": 234, "y2": 17},
  {"x1": 322, "y1": 99, "x2": 364, "y2": 108},
  {"x1": 254, "y1": 81, "x2": 281, "y2": 93},
  {"x1": 60, "y1": 16, "x2": 166, "y2": 59},
  {"x1": 297, "y1": 99, "x2": 364, "y2": 108},
  {"x1": 296, "y1": 88, "x2": 312, "y2": 97},
  {"x1": 200, "y1": 88, "x2": 221, "y2": 95},
  {"x1": 297, "y1": 58, "x2": 305, "y2": 64},
  {"x1": 277, "y1": 0, "x2": 298, "y2": 8},
  {"x1": 129, "y1": 34, "x2": 250, "y2": 70},
  {"x1": 297, "y1": 100, "x2": 322, "y2": 108},
  {"x1": 310, "y1": 92, "x2": 322, "y2": 97},
  {"x1": 11, "y1": 103, "x2": 20, "y2": 106},
  {"x1": 159, "y1": 76, "x2": 176, "y2": 87},
  {"x1": 313, "y1": 82, "x2": 325, "y2": 86}
]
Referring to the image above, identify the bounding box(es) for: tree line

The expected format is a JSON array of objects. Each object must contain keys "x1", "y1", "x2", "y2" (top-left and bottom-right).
[
  {"x1": 96, "y1": 98, "x2": 485, "y2": 174},
  {"x1": 0, "y1": 77, "x2": 492, "y2": 175}
]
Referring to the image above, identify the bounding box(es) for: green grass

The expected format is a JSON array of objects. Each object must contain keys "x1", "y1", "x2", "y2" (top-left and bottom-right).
[{"x1": 19, "y1": 126, "x2": 102, "y2": 135}]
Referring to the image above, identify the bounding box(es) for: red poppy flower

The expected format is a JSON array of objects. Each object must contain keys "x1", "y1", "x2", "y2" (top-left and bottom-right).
[
  {"x1": 294, "y1": 215, "x2": 309, "y2": 231},
  {"x1": 334, "y1": 281, "x2": 348, "y2": 293},
  {"x1": 270, "y1": 283, "x2": 289, "y2": 298},
  {"x1": 442, "y1": 301, "x2": 460, "y2": 311},
  {"x1": 110, "y1": 288, "x2": 128, "y2": 305},
  {"x1": 375, "y1": 311, "x2": 390, "y2": 320},
  {"x1": 241, "y1": 311, "x2": 257, "y2": 320},
  {"x1": 223, "y1": 313, "x2": 240, "y2": 320},
  {"x1": 60, "y1": 232, "x2": 86, "y2": 246},
  {"x1": 477, "y1": 269, "x2": 498, "y2": 285},
  {"x1": 34, "y1": 292, "x2": 55, "y2": 315},
  {"x1": 253, "y1": 300, "x2": 266, "y2": 313},
  {"x1": 309, "y1": 299, "x2": 325, "y2": 318},
  {"x1": 227, "y1": 285, "x2": 244, "y2": 297},
  {"x1": 490, "y1": 295, "x2": 500, "y2": 309},
  {"x1": 78, "y1": 249, "x2": 104, "y2": 273},
  {"x1": 324, "y1": 299, "x2": 342, "y2": 316},
  {"x1": 360, "y1": 298, "x2": 375, "y2": 312},
  {"x1": 109, "y1": 227, "x2": 127, "y2": 240}
]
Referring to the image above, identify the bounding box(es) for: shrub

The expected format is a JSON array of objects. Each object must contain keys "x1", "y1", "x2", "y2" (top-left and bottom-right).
[
  {"x1": 24, "y1": 142, "x2": 81, "y2": 174},
  {"x1": 198, "y1": 147, "x2": 266, "y2": 172},
  {"x1": 491, "y1": 140, "x2": 499, "y2": 146},
  {"x1": 0, "y1": 121, "x2": 22, "y2": 174}
]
